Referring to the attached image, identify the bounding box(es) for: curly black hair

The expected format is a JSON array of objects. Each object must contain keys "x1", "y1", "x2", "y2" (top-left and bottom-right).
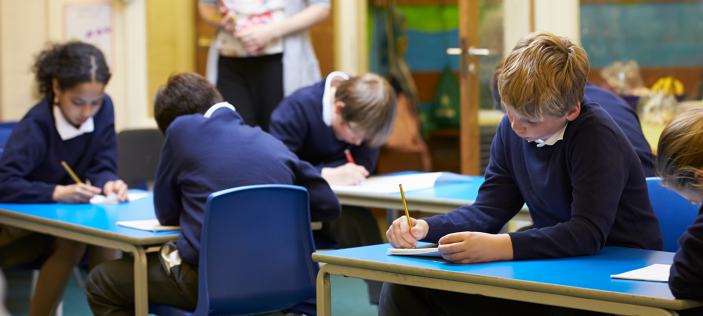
[{"x1": 32, "y1": 42, "x2": 111, "y2": 103}]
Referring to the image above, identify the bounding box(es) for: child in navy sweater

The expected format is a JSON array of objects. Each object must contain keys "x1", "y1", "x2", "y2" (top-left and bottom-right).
[
  {"x1": 491, "y1": 62, "x2": 656, "y2": 176},
  {"x1": 85, "y1": 73, "x2": 341, "y2": 315},
  {"x1": 0, "y1": 42, "x2": 125, "y2": 316},
  {"x1": 656, "y1": 107, "x2": 703, "y2": 315},
  {"x1": 381, "y1": 31, "x2": 663, "y2": 316},
  {"x1": 269, "y1": 71, "x2": 397, "y2": 304}
]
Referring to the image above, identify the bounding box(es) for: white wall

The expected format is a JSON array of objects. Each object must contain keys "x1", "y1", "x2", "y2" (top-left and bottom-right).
[
  {"x1": 503, "y1": 0, "x2": 580, "y2": 56},
  {"x1": 0, "y1": 0, "x2": 153, "y2": 131}
]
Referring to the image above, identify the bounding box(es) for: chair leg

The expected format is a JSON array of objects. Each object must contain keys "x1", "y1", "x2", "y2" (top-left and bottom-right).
[
  {"x1": 73, "y1": 267, "x2": 84, "y2": 287},
  {"x1": 30, "y1": 269, "x2": 40, "y2": 298}
]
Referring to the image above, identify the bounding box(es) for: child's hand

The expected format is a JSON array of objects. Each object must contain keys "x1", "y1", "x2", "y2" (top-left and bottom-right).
[
  {"x1": 103, "y1": 180, "x2": 129, "y2": 202},
  {"x1": 321, "y1": 163, "x2": 369, "y2": 185},
  {"x1": 52, "y1": 183, "x2": 102, "y2": 204},
  {"x1": 437, "y1": 232, "x2": 514, "y2": 263},
  {"x1": 386, "y1": 216, "x2": 429, "y2": 248},
  {"x1": 235, "y1": 23, "x2": 279, "y2": 53}
]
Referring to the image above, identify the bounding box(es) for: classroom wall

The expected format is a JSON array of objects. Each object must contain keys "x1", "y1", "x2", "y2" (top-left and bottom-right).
[{"x1": 0, "y1": 0, "x2": 153, "y2": 132}]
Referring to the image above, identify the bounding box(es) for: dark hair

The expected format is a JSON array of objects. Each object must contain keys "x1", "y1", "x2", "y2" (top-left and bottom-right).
[
  {"x1": 153, "y1": 73, "x2": 223, "y2": 134},
  {"x1": 33, "y1": 42, "x2": 111, "y2": 103}
]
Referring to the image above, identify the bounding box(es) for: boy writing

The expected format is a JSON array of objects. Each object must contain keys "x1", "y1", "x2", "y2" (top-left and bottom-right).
[
  {"x1": 269, "y1": 71, "x2": 397, "y2": 304},
  {"x1": 85, "y1": 73, "x2": 341, "y2": 315},
  {"x1": 381, "y1": 31, "x2": 663, "y2": 315}
]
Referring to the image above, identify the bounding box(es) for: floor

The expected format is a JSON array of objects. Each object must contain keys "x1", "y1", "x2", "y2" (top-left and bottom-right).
[{"x1": 2, "y1": 267, "x2": 378, "y2": 316}]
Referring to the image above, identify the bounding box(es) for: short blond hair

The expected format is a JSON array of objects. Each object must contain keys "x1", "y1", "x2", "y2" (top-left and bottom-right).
[
  {"x1": 498, "y1": 31, "x2": 589, "y2": 120},
  {"x1": 336, "y1": 73, "x2": 397, "y2": 148},
  {"x1": 657, "y1": 107, "x2": 703, "y2": 191}
]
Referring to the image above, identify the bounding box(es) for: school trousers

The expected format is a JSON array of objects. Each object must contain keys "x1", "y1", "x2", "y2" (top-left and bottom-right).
[
  {"x1": 84, "y1": 252, "x2": 198, "y2": 316},
  {"x1": 314, "y1": 205, "x2": 385, "y2": 305},
  {"x1": 216, "y1": 53, "x2": 284, "y2": 132},
  {"x1": 379, "y1": 282, "x2": 613, "y2": 316}
]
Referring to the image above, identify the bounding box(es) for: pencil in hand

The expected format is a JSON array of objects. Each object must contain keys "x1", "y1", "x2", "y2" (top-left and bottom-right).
[
  {"x1": 399, "y1": 184, "x2": 412, "y2": 228},
  {"x1": 61, "y1": 161, "x2": 83, "y2": 184}
]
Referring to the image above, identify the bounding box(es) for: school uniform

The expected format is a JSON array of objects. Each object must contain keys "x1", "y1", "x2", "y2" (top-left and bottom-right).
[
  {"x1": 270, "y1": 72, "x2": 385, "y2": 304},
  {"x1": 380, "y1": 101, "x2": 663, "y2": 316},
  {"x1": 85, "y1": 103, "x2": 342, "y2": 315},
  {"x1": 585, "y1": 83, "x2": 655, "y2": 177},
  {"x1": 670, "y1": 205, "x2": 703, "y2": 301},
  {"x1": 0, "y1": 95, "x2": 117, "y2": 265}
]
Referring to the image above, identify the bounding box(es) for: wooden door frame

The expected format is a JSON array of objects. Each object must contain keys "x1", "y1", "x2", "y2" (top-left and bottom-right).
[{"x1": 459, "y1": 0, "x2": 480, "y2": 175}]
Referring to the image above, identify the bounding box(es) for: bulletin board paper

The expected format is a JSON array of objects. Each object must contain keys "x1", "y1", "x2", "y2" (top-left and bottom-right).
[{"x1": 64, "y1": 3, "x2": 114, "y2": 68}]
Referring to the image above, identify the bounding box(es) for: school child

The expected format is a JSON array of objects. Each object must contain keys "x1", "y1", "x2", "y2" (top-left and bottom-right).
[
  {"x1": 380, "y1": 31, "x2": 663, "y2": 316},
  {"x1": 269, "y1": 71, "x2": 397, "y2": 304},
  {"x1": 84, "y1": 73, "x2": 341, "y2": 314},
  {"x1": 491, "y1": 62, "x2": 656, "y2": 177},
  {"x1": 655, "y1": 107, "x2": 703, "y2": 315},
  {"x1": 0, "y1": 42, "x2": 125, "y2": 316}
]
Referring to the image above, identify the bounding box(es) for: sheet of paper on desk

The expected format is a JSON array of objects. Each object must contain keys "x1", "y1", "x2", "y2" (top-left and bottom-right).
[
  {"x1": 116, "y1": 219, "x2": 180, "y2": 232},
  {"x1": 610, "y1": 264, "x2": 670, "y2": 282},
  {"x1": 90, "y1": 192, "x2": 149, "y2": 204},
  {"x1": 387, "y1": 244, "x2": 442, "y2": 257},
  {"x1": 332, "y1": 172, "x2": 449, "y2": 194}
]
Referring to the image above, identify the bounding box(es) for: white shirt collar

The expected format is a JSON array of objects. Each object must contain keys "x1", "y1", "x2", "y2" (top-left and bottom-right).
[
  {"x1": 53, "y1": 105, "x2": 94, "y2": 141},
  {"x1": 322, "y1": 71, "x2": 350, "y2": 126},
  {"x1": 534, "y1": 122, "x2": 568, "y2": 147},
  {"x1": 204, "y1": 102, "x2": 236, "y2": 118}
]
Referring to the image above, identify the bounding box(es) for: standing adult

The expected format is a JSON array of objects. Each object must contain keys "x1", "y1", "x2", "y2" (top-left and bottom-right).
[{"x1": 198, "y1": 0, "x2": 330, "y2": 131}]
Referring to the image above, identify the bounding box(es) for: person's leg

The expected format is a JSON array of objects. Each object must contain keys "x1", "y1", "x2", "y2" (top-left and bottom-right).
[
  {"x1": 87, "y1": 245, "x2": 117, "y2": 271},
  {"x1": 379, "y1": 282, "x2": 553, "y2": 316},
  {"x1": 252, "y1": 53, "x2": 284, "y2": 132},
  {"x1": 217, "y1": 56, "x2": 256, "y2": 127},
  {"x1": 85, "y1": 252, "x2": 198, "y2": 316},
  {"x1": 30, "y1": 238, "x2": 86, "y2": 316}
]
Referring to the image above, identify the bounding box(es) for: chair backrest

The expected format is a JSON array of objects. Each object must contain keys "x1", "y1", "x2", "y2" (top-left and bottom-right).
[
  {"x1": 117, "y1": 129, "x2": 164, "y2": 189},
  {"x1": 0, "y1": 122, "x2": 18, "y2": 147},
  {"x1": 194, "y1": 185, "x2": 318, "y2": 315},
  {"x1": 646, "y1": 177, "x2": 700, "y2": 252}
]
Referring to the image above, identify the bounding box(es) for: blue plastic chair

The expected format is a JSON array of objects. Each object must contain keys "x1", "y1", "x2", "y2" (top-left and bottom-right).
[
  {"x1": 149, "y1": 184, "x2": 319, "y2": 316},
  {"x1": 646, "y1": 177, "x2": 700, "y2": 252}
]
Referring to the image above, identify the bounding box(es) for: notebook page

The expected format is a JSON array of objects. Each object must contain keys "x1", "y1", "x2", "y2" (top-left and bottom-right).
[
  {"x1": 610, "y1": 264, "x2": 670, "y2": 282},
  {"x1": 331, "y1": 172, "x2": 446, "y2": 194},
  {"x1": 116, "y1": 219, "x2": 180, "y2": 232}
]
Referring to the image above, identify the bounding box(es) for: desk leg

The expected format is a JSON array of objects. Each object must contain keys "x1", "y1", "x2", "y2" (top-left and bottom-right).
[
  {"x1": 316, "y1": 265, "x2": 332, "y2": 316},
  {"x1": 132, "y1": 246, "x2": 149, "y2": 316},
  {"x1": 386, "y1": 209, "x2": 396, "y2": 228}
]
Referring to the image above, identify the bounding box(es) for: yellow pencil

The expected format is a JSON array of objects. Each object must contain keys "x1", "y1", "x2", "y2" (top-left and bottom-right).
[
  {"x1": 399, "y1": 184, "x2": 412, "y2": 227},
  {"x1": 60, "y1": 161, "x2": 83, "y2": 184}
]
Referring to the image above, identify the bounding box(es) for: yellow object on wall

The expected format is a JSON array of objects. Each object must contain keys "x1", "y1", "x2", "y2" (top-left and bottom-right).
[{"x1": 146, "y1": 0, "x2": 195, "y2": 117}]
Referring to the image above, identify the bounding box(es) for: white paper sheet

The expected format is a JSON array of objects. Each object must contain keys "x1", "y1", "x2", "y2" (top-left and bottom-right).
[
  {"x1": 90, "y1": 192, "x2": 149, "y2": 204},
  {"x1": 116, "y1": 219, "x2": 180, "y2": 232},
  {"x1": 331, "y1": 172, "x2": 447, "y2": 194},
  {"x1": 610, "y1": 264, "x2": 671, "y2": 282},
  {"x1": 386, "y1": 244, "x2": 442, "y2": 257}
]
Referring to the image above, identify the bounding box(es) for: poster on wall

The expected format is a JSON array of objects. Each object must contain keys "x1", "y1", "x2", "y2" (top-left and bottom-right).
[{"x1": 64, "y1": 4, "x2": 114, "y2": 68}]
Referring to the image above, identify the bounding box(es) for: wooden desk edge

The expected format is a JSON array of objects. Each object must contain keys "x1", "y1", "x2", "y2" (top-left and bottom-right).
[
  {"x1": 312, "y1": 253, "x2": 701, "y2": 311},
  {"x1": 0, "y1": 208, "x2": 178, "y2": 246}
]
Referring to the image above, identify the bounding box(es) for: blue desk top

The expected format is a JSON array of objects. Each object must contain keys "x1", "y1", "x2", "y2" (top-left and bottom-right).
[
  {"x1": 403, "y1": 177, "x2": 484, "y2": 202},
  {"x1": 313, "y1": 243, "x2": 700, "y2": 310},
  {"x1": 0, "y1": 190, "x2": 179, "y2": 246}
]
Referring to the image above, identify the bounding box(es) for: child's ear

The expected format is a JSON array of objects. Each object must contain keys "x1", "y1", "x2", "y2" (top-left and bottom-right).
[
  {"x1": 694, "y1": 169, "x2": 703, "y2": 181},
  {"x1": 334, "y1": 101, "x2": 346, "y2": 114},
  {"x1": 565, "y1": 102, "x2": 581, "y2": 121},
  {"x1": 52, "y1": 79, "x2": 61, "y2": 97}
]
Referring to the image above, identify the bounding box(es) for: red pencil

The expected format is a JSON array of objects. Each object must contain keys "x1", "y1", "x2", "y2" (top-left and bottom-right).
[{"x1": 344, "y1": 149, "x2": 355, "y2": 164}]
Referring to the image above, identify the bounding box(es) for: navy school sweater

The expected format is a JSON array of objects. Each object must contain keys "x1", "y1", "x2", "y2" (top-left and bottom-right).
[
  {"x1": 423, "y1": 101, "x2": 664, "y2": 260},
  {"x1": 269, "y1": 78, "x2": 380, "y2": 174},
  {"x1": 0, "y1": 96, "x2": 118, "y2": 203},
  {"x1": 669, "y1": 205, "x2": 703, "y2": 301},
  {"x1": 153, "y1": 107, "x2": 342, "y2": 266},
  {"x1": 585, "y1": 83, "x2": 655, "y2": 177}
]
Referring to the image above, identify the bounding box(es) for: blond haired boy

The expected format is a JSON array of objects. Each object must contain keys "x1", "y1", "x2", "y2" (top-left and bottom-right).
[
  {"x1": 269, "y1": 71, "x2": 397, "y2": 304},
  {"x1": 380, "y1": 31, "x2": 663, "y2": 315}
]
